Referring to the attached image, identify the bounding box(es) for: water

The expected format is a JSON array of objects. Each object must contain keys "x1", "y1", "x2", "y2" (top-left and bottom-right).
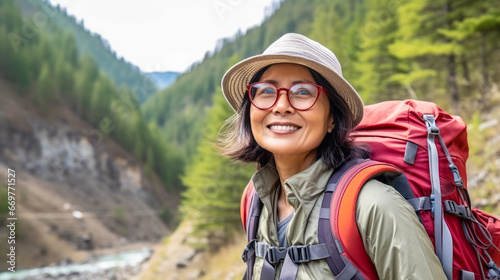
[{"x1": 0, "y1": 247, "x2": 152, "y2": 280}]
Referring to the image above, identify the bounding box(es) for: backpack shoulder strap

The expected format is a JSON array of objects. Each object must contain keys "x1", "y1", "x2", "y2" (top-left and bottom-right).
[
  {"x1": 241, "y1": 180, "x2": 255, "y2": 232},
  {"x1": 319, "y1": 159, "x2": 401, "y2": 280},
  {"x1": 240, "y1": 179, "x2": 262, "y2": 280}
]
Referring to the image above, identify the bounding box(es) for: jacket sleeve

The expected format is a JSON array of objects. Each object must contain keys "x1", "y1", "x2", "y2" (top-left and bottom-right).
[{"x1": 356, "y1": 179, "x2": 447, "y2": 280}]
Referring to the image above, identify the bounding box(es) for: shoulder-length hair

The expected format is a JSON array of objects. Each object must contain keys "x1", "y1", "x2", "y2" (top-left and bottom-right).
[{"x1": 218, "y1": 65, "x2": 369, "y2": 169}]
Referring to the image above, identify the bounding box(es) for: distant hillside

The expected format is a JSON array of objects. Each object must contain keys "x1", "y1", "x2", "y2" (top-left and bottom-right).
[
  {"x1": 21, "y1": 0, "x2": 159, "y2": 103},
  {"x1": 1, "y1": 0, "x2": 184, "y2": 190},
  {"x1": 146, "y1": 71, "x2": 179, "y2": 90},
  {"x1": 0, "y1": 0, "x2": 184, "y2": 270}
]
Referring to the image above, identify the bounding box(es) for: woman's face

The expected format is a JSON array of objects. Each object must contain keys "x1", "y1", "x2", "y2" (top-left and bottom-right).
[{"x1": 250, "y1": 63, "x2": 334, "y2": 159}]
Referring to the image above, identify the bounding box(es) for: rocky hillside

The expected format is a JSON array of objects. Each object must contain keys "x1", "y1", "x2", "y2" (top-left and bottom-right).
[
  {"x1": 0, "y1": 79, "x2": 179, "y2": 269},
  {"x1": 467, "y1": 92, "x2": 500, "y2": 212}
]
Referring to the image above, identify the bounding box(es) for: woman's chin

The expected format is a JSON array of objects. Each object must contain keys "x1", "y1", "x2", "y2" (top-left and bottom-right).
[{"x1": 262, "y1": 145, "x2": 311, "y2": 158}]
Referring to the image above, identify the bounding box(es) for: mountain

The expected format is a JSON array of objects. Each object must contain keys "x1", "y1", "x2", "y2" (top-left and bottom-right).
[
  {"x1": 0, "y1": 0, "x2": 183, "y2": 269},
  {"x1": 21, "y1": 0, "x2": 159, "y2": 103},
  {"x1": 146, "y1": 71, "x2": 180, "y2": 90}
]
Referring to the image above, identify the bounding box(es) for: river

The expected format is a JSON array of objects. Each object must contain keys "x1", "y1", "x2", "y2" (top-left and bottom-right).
[{"x1": 0, "y1": 247, "x2": 152, "y2": 280}]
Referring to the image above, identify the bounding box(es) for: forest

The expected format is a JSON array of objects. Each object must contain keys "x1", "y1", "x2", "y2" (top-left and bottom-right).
[
  {"x1": 0, "y1": 0, "x2": 184, "y2": 191},
  {"x1": 0, "y1": 0, "x2": 499, "y2": 250}
]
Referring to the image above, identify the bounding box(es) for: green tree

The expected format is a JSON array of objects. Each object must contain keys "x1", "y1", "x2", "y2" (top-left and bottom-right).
[
  {"x1": 438, "y1": 1, "x2": 500, "y2": 103},
  {"x1": 74, "y1": 54, "x2": 99, "y2": 116},
  {"x1": 351, "y1": 0, "x2": 405, "y2": 103},
  {"x1": 388, "y1": 0, "x2": 464, "y2": 111},
  {"x1": 36, "y1": 62, "x2": 52, "y2": 114},
  {"x1": 181, "y1": 88, "x2": 254, "y2": 242},
  {"x1": 54, "y1": 57, "x2": 74, "y2": 96}
]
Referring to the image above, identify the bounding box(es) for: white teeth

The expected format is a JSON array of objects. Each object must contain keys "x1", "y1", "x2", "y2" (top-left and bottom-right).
[{"x1": 269, "y1": 125, "x2": 299, "y2": 131}]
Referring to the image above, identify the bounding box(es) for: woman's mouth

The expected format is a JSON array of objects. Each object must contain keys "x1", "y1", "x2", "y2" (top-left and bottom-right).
[{"x1": 268, "y1": 125, "x2": 300, "y2": 131}]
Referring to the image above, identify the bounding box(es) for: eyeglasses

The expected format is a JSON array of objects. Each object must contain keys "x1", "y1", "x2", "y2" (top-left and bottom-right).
[{"x1": 246, "y1": 82, "x2": 326, "y2": 111}]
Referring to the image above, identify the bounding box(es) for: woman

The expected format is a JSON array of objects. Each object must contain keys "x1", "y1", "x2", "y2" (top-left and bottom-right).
[{"x1": 219, "y1": 33, "x2": 446, "y2": 279}]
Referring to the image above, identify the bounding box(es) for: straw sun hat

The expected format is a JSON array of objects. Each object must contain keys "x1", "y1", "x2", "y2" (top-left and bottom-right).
[{"x1": 221, "y1": 33, "x2": 364, "y2": 127}]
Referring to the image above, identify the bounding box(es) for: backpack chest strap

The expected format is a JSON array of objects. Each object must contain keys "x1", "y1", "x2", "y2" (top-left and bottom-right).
[{"x1": 242, "y1": 240, "x2": 330, "y2": 280}]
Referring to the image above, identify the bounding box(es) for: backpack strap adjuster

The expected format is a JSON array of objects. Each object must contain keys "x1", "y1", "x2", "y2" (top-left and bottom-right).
[
  {"x1": 443, "y1": 200, "x2": 473, "y2": 221},
  {"x1": 289, "y1": 245, "x2": 310, "y2": 264},
  {"x1": 487, "y1": 261, "x2": 500, "y2": 279},
  {"x1": 449, "y1": 164, "x2": 464, "y2": 188},
  {"x1": 242, "y1": 239, "x2": 257, "y2": 263},
  {"x1": 423, "y1": 114, "x2": 440, "y2": 135}
]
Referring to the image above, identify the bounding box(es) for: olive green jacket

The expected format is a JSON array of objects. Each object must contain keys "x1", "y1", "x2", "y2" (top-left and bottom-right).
[{"x1": 250, "y1": 159, "x2": 446, "y2": 279}]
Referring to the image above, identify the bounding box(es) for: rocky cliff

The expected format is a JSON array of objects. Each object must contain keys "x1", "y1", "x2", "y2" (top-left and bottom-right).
[{"x1": 0, "y1": 79, "x2": 178, "y2": 269}]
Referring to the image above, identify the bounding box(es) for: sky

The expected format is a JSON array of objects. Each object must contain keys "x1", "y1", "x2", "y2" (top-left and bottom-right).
[{"x1": 48, "y1": 0, "x2": 278, "y2": 73}]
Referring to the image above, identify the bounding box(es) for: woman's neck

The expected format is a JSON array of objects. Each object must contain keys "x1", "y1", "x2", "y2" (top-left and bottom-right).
[
  {"x1": 274, "y1": 150, "x2": 317, "y2": 221},
  {"x1": 274, "y1": 150, "x2": 317, "y2": 187}
]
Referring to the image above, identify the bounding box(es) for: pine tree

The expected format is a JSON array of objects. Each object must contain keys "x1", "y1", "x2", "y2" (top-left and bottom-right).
[
  {"x1": 388, "y1": 0, "x2": 464, "y2": 111},
  {"x1": 181, "y1": 88, "x2": 254, "y2": 242},
  {"x1": 36, "y1": 62, "x2": 52, "y2": 115},
  {"x1": 352, "y1": 0, "x2": 404, "y2": 103},
  {"x1": 439, "y1": 1, "x2": 500, "y2": 103}
]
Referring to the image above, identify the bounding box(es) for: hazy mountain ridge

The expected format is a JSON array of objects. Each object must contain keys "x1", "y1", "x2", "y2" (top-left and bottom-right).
[{"x1": 146, "y1": 71, "x2": 179, "y2": 90}]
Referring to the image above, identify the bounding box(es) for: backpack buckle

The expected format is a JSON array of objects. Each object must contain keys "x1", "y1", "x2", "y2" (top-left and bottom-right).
[
  {"x1": 242, "y1": 240, "x2": 257, "y2": 263},
  {"x1": 443, "y1": 200, "x2": 472, "y2": 221},
  {"x1": 266, "y1": 247, "x2": 288, "y2": 265},
  {"x1": 487, "y1": 261, "x2": 500, "y2": 279},
  {"x1": 289, "y1": 245, "x2": 310, "y2": 264},
  {"x1": 449, "y1": 164, "x2": 464, "y2": 188},
  {"x1": 430, "y1": 194, "x2": 435, "y2": 215},
  {"x1": 423, "y1": 115, "x2": 440, "y2": 135}
]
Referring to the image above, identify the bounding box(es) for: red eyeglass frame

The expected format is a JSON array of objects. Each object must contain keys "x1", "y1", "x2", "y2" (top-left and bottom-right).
[{"x1": 246, "y1": 82, "x2": 326, "y2": 111}]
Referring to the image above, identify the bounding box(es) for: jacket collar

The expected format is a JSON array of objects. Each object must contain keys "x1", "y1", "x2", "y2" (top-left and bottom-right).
[{"x1": 252, "y1": 158, "x2": 333, "y2": 210}]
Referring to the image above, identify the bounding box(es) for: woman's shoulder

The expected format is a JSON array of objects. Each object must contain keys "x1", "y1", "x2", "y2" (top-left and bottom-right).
[{"x1": 356, "y1": 179, "x2": 413, "y2": 217}]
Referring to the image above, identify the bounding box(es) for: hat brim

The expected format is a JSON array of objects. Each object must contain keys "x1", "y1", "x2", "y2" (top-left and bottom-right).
[{"x1": 221, "y1": 53, "x2": 364, "y2": 127}]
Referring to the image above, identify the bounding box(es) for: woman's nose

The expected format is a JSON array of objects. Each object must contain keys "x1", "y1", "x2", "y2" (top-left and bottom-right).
[{"x1": 272, "y1": 90, "x2": 295, "y2": 115}]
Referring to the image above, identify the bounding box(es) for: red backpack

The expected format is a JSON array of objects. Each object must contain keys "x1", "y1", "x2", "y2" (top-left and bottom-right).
[{"x1": 240, "y1": 100, "x2": 500, "y2": 280}]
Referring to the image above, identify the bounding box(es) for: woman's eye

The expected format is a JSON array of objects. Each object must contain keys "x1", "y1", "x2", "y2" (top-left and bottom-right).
[
  {"x1": 260, "y1": 88, "x2": 276, "y2": 94},
  {"x1": 294, "y1": 89, "x2": 312, "y2": 96}
]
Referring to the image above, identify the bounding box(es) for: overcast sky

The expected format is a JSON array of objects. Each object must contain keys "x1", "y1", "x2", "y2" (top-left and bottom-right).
[{"x1": 49, "y1": 0, "x2": 278, "y2": 73}]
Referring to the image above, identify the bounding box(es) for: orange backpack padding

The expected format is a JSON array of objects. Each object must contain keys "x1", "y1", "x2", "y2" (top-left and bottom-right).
[
  {"x1": 240, "y1": 100, "x2": 500, "y2": 280},
  {"x1": 240, "y1": 180, "x2": 254, "y2": 233},
  {"x1": 319, "y1": 159, "x2": 403, "y2": 279}
]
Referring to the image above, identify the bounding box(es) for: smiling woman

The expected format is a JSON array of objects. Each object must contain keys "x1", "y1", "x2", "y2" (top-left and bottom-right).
[
  {"x1": 249, "y1": 64, "x2": 333, "y2": 170},
  {"x1": 218, "y1": 33, "x2": 447, "y2": 280}
]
